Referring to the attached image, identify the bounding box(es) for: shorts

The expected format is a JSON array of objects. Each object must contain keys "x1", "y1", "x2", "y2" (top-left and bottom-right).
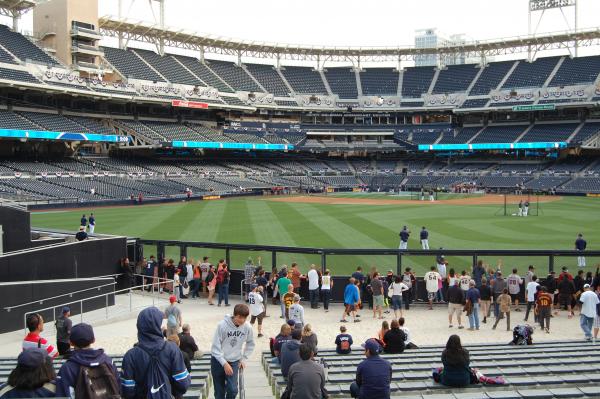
[
  {"x1": 373, "y1": 295, "x2": 384, "y2": 307},
  {"x1": 344, "y1": 303, "x2": 355, "y2": 313},
  {"x1": 391, "y1": 295, "x2": 403, "y2": 310},
  {"x1": 427, "y1": 291, "x2": 436, "y2": 301},
  {"x1": 448, "y1": 303, "x2": 463, "y2": 316},
  {"x1": 595, "y1": 315, "x2": 600, "y2": 329},
  {"x1": 510, "y1": 293, "x2": 519, "y2": 302},
  {"x1": 250, "y1": 312, "x2": 265, "y2": 325},
  {"x1": 559, "y1": 295, "x2": 571, "y2": 306}
]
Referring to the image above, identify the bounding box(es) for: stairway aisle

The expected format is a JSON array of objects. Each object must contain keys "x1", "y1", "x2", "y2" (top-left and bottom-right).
[{"x1": 207, "y1": 359, "x2": 275, "y2": 399}]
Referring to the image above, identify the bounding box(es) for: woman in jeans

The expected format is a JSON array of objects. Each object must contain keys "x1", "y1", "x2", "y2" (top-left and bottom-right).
[
  {"x1": 217, "y1": 263, "x2": 230, "y2": 306},
  {"x1": 389, "y1": 275, "x2": 409, "y2": 319},
  {"x1": 206, "y1": 264, "x2": 217, "y2": 305},
  {"x1": 321, "y1": 269, "x2": 333, "y2": 312}
]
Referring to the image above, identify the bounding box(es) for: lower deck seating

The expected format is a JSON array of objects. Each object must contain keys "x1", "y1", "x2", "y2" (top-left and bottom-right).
[
  {"x1": 262, "y1": 340, "x2": 600, "y2": 398},
  {"x1": 0, "y1": 354, "x2": 211, "y2": 399}
]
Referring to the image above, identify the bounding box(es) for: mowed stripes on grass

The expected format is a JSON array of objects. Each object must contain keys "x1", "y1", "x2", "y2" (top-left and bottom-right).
[{"x1": 30, "y1": 196, "x2": 600, "y2": 276}]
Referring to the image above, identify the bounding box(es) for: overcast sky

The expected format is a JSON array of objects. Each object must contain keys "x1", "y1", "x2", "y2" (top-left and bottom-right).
[
  {"x1": 4, "y1": 0, "x2": 600, "y2": 65},
  {"x1": 96, "y1": 0, "x2": 599, "y2": 47}
]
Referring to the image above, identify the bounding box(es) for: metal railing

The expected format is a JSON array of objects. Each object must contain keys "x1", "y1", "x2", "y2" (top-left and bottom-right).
[
  {"x1": 139, "y1": 239, "x2": 600, "y2": 275},
  {"x1": 24, "y1": 274, "x2": 175, "y2": 334},
  {"x1": 4, "y1": 279, "x2": 117, "y2": 312}
]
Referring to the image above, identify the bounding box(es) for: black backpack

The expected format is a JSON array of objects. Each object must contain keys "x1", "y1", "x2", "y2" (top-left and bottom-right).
[
  {"x1": 74, "y1": 363, "x2": 120, "y2": 399},
  {"x1": 138, "y1": 342, "x2": 174, "y2": 399}
]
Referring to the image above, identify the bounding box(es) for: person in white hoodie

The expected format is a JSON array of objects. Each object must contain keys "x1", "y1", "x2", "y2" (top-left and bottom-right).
[{"x1": 210, "y1": 304, "x2": 255, "y2": 399}]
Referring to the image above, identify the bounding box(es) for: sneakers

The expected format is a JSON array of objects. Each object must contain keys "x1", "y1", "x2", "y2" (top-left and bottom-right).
[
  {"x1": 258, "y1": 333, "x2": 264, "y2": 338},
  {"x1": 514, "y1": 308, "x2": 521, "y2": 312},
  {"x1": 458, "y1": 325, "x2": 464, "y2": 329},
  {"x1": 354, "y1": 319, "x2": 361, "y2": 323},
  {"x1": 340, "y1": 319, "x2": 347, "y2": 323},
  {"x1": 449, "y1": 324, "x2": 453, "y2": 328}
]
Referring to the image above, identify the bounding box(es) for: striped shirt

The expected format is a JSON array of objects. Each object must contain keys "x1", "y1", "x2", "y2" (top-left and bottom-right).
[{"x1": 22, "y1": 333, "x2": 58, "y2": 358}]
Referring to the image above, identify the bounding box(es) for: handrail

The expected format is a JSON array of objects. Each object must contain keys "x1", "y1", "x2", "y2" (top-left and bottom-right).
[
  {"x1": 24, "y1": 275, "x2": 175, "y2": 334},
  {"x1": 4, "y1": 280, "x2": 117, "y2": 311}
]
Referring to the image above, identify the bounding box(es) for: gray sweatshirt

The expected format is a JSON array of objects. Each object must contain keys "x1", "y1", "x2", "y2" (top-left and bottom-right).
[{"x1": 211, "y1": 315, "x2": 255, "y2": 366}]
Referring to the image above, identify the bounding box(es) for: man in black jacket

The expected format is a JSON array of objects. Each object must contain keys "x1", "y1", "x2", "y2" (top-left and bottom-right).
[
  {"x1": 178, "y1": 324, "x2": 199, "y2": 360},
  {"x1": 447, "y1": 281, "x2": 465, "y2": 329}
]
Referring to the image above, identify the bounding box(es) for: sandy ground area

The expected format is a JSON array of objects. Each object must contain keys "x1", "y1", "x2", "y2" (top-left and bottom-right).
[
  {"x1": 0, "y1": 292, "x2": 587, "y2": 359},
  {"x1": 266, "y1": 194, "x2": 563, "y2": 206}
]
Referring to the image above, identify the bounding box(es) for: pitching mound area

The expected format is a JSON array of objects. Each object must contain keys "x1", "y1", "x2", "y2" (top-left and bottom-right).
[{"x1": 267, "y1": 194, "x2": 563, "y2": 206}]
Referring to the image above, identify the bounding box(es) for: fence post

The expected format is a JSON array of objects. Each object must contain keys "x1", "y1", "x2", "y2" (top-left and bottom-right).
[
  {"x1": 157, "y1": 242, "x2": 165, "y2": 261},
  {"x1": 80, "y1": 301, "x2": 83, "y2": 323},
  {"x1": 105, "y1": 294, "x2": 109, "y2": 319},
  {"x1": 272, "y1": 251, "x2": 277, "y2": 269},
  {"x1": 180, "y1": 245, "x2": 187, "y2": 259},
  {"x1": 225, "y1": 248, "x2": 231, "y2": 267},
  {"x1": 472, "y1": 255, "x2": 478, "y2": 268},
  {"x1": 397, "y1": 252, "x2": 402, "y2": 275},
  {"x1": 548, "y1": 254, "x2": 554, "y2": 273},
  {"x1": 321, "y1": 251, "x2": 327, "y2": 274}
]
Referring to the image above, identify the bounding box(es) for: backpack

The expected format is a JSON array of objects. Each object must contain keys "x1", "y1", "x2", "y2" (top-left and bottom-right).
[
  {"x1": 138, "y1": 342, "x2": 173, "y2": 399},
  {"x1": 167, "y1": 312, "x2": 177, "y2": 328},
  {"x1": 402, "y1": 274, "x2": 412, "y2": 288},
  {"x1": 74, "y1": 363, "x2": 120, "y2": 399},
  {"x1": 216, "y1": 270, "x2": 225, "y2": 284},
  {"x1": 339, "y1": 338, "x2": 351, "y2": 352}
]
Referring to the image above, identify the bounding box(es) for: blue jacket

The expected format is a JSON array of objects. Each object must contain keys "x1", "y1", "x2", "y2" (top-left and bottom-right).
[
  {"x1": 344, "y1": 284, "x2": 359, "y2": 305},
  {"x1": 121, "y1": 307, "x2": 191, "y2": 398},
  {"x1": 280, "y1": 340, "x2": 301, "y2": 379},
  {"x1": 56, "y1": 348, "x2": 118, "y2": 397},
  {"x1": 0, "y1": 383, "x2": 56, "y2": 398},
  {"x1": 355, "y1": 355, "x2": 392, "y2": 399}
]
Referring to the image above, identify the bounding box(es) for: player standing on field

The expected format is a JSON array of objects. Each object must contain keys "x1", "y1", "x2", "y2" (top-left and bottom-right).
[
  {"x1": 575, "y1": 233, "x2": 587, "y2": 268},
  {"x1": 420, "y1": 227, "x2": 429, "y2": 249},
  {"x1": 399, "y1": 226, "x2": 410, "y2": 250}
]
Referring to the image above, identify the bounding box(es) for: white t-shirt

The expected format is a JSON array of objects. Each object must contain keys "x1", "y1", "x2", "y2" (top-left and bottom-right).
[
  {"x1": 580, "y1": 290, "x2": 600, "y2": 318},
  {"x1": 526, "y1": 281, "x2": 539, "y2": 302},
  {"x1": 289, "y1": 303, "x2": 305, "y2": 325},
  {"x1": 308, "y1": 269, "x2": 319, "y2": 290},
  {"x1": 186, "y1": 263, "x2": 194, "y2": 283},
  {"x1": 437, "y1": 263, "x2": 447, "y2": 279},
  {"x1": 390, "y1": 282, "x2": 409, "y2": 296},
  {"x1": 200, "y1": 262, "x2": 210, "y2": 280},
  {"x1": 459, "y1": 275, "x2": 471, "y2": 291},
  {"x1": 248, "y1": 292, "x2": 264, "y2": 316},
  {"x1": 425, "y1": 271, "x2": 441, "y2": 293},
  {"x1": 321, "y1": 275, "x2": 331, "y2": 290},
  {"x1": 448, "y1": 276, "x2": 457, "y2": 287},
  {"x1": 400, "y1": 326, "x2": 412, "y2": 345},
  {"x1": 507, "y1": 274, "x2": 523, "y2": 295}
]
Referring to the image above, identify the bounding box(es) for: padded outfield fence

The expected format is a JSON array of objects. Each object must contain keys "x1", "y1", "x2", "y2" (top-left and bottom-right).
[{"x1": 137, "y1": 239, "x2": 600, "y2": 302}]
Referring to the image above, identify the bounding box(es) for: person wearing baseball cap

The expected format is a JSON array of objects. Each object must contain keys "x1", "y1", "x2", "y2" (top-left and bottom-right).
[
  {"x1": 165, "y1": 295, "x2": 183, "y2": 336},
  {"x1": 580, "y1": 283, "x2": 600, "y2": 341},
  {"x1": 55, "y1": 306, "x2": 72, "y2": 356},
  {"x1": 349, "y1": 338, "x2": 391, "y2": 399},
  {"x1": 0, "y1": 348, "x2": 56, "y2": 397},
  {"x1": 55, "y1": 323, "x2": 119, "y2": 397}
]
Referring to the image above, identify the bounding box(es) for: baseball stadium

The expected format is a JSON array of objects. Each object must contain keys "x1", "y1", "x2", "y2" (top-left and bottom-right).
[{"x1": 0, "y1": 0, "x2": 600, "y2": 398}]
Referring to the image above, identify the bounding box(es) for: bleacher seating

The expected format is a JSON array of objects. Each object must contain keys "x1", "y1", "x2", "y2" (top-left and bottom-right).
[
  {"x1": 471, "y1": 125, "x2": 528, "y2": 143},
  {"x1": 569, "y1": 122, "x2": 600, "y2": 145},
  {"x1": 502, "y1": 57, "x2": 561, "y2": 89},
  {"x1": 134, "y1": 50, "x2": 202, "y2": 86},
  {"x1": 245, "y1": 64, "x2": 290, "y2": 96},
  {"x1": 560, "y1": 177, "x2": 600, "y2": 193},
  {"x1": 18, "y1": 111, "x2": 89, "y2": 133},
  {"x1": 323, "y1": 68, "x2": 358, "y2": 98},
  {"x1": 469, "y1": 61, "x2": 515, "y2": 95},
  {"x1": 0, "y1": 44, "x2": 16, "y2": 64},
  {"x1": 206, "y1": 60, "x2": 263, "y2": 92},
  {"x1": 0, "y1": 67, "x2": 40, "y2": 84},
  {"x1": 460, "y1": 99, "x2": 489, "y2": 109},
  {"x1": 0, "y1": 110, "x2": 41, "y2": 130},
  {"x1": 360, "y1": 68, "x2": 399, "y2": 96},
  {"x1": 172, "y1": 55, "x2": 233, "y2": 93},
  {"x1": 103, "y1": 47, "x2": 165, "y2": 82},
  {"x1": 432, "y1": 64, "x2": 479, "y2": 94},
  {"x1": 549, "y1": 55, "x2": 600, "y2": 87},
  {"x1": 0, "y1": 24, "x2": 59, "y2": 66},
  {"x1": 517, "y1": 123, "x2": 579, "y2": 143},
  {"x1": 439, "y1": 127, "x2": 481, "y2": 144},
  {"x1": 402, "y1": 67, "x2": 435, "y2": 98},
  {"x1": 281, "y1": 66, "x2": 327, "y2": 94},
  {"x1": 0, "y1": 355, "x2": 211, "y2": 399},
  {"x1": 263, "y1": 341, "x2": 600, "y2": 398}
]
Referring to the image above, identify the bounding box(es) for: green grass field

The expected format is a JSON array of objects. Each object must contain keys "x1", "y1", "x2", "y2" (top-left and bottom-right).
[{"x1": 30, "y1": 195, "x2": 600, "y2": 276}]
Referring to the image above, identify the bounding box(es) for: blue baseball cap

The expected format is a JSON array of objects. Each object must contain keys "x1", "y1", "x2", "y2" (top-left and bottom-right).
[
  {"x1": 18, "y1": 348, "x2": 49, "y2": 368},
  {"x1": 70, "y1": 323, "x2": 95, "y2": 347},
  {"x1": 62, "y1": 306, "x2": 70, "y2": 314},
  {"x1": 361, "y1": 338, "x2": 381, "y2": 354}
]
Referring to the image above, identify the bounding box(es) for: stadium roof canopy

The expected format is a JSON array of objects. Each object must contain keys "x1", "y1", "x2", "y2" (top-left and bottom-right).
[
  {"x1": 0, "y1": 0, "x2": 43, "y2": 17},
  {"x1": 99, "y1": 16, "x2": 600, "y2": 62}
]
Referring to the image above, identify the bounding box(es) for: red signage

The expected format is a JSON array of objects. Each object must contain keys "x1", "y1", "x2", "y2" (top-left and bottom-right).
[{"x1": 171, "y1": 100, "x2": 209, "y2": 109}]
